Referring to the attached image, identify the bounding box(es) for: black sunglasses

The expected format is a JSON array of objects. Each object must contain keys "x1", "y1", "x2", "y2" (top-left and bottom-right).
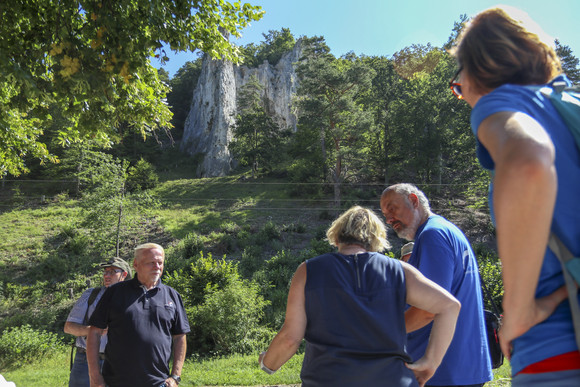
[{"x1": 449, "y1": 66, "x2": 463, "y2": 99}]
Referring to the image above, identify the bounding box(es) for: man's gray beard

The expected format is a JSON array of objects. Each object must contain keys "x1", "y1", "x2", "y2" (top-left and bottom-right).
[{"x1": 396, "y1": 227, "x2": 414, "y2": 241}]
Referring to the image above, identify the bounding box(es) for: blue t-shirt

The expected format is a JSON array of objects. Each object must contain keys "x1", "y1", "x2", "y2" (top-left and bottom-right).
[
  {"x1": 89, "y1": 277, "x2": 190, "y2": 387},
  {"x1": 302, "y1": 252, "x2": 418, "y2": 387},
  {"x1": 470, "y1": 75, "x2": 580, "y2": 374},
  {"x1": 407, "y1": 215, "x2": 493, "y2": 385}
]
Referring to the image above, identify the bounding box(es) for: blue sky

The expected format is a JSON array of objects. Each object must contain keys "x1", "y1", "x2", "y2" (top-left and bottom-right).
[{"x1": 155, "y1": 0, "x2": 580, "y2": 77}]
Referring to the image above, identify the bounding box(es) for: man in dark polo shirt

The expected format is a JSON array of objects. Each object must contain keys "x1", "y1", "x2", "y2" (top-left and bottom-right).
[{"x1": 87, "y1": 243, "x2": 190, "y2": 387}]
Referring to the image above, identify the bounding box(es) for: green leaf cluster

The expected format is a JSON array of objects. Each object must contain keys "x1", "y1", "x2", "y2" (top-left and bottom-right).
[{"x1": 0, "y1": 0, "x2": 264, "y2": 176}]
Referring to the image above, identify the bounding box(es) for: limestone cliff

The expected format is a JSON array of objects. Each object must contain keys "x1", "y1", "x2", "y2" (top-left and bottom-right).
[{"x1": 180, "y1": 40, "x2": 303, "y2": 177}]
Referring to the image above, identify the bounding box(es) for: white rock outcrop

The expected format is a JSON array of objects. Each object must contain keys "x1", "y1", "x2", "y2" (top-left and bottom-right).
[{"x1": 180, "y1": 40, "x2": 303, "y2": 177}]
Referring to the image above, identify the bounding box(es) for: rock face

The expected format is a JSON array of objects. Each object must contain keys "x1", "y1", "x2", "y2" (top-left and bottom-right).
[{"x1": 180, "y1": 40, "x2": 303, "y2": 177}]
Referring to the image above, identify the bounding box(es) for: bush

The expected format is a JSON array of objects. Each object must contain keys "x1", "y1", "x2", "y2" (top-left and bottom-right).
[
  {"x1": 164, "y1": 253, "x2": 237, "y2": 307},
  {"x1": 308, "y1": 238, "x2": 332, "y2": 256},
  {"x1": 257, "y1": 221, "x2": 281, "y2": 242},
  {"x1": 164, "y1": 253, "x2": 273, "y2": 356},
  {"x1": 252, "y1": 250, "x2": 305, "y2": 327},
  {"x1": 238, "y1": 246, "x2": 264, "y2": 279},
  {"x1": 178, "y1": 232, "x2": 205, "y2": 260},
  {"x1": 476, "y1": 246, "x2": 504, "y2": 313},
  {"x1": 190, "y1": 280, "x2": 273, "y2": 356},
  {"x1": 126, "y1": 158, "x2": 159, "y2": 192},
  {"x1": 0, "y1": 324, "x2": 65, "y2": 370}
]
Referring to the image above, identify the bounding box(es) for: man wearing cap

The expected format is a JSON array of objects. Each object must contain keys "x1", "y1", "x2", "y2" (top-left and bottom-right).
[
  {"x1": 400, "y1": 242, "x2": 414, "y2": 262},
  {"x1": 87, "y1": 243, "x2": 190, "y2": 387},
  {"x1": 64, "y1": 257, "x2": 131, "y2": 387}
]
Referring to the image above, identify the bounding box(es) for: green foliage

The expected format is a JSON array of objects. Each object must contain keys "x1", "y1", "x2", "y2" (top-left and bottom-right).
[
  {"x1": 309, "y1": 237, "x2": 333, "y2": 256},
  {"x1": 230, "y1": 75, "x2": 291, "y2": 176},
  {"x1": 167, "y1": 59, "x2": 203, "y2": 138},
  {"x1": 0, "y1": 324, "x2": 65, "y2": 370},
  {"x1": 164, "y1": 253, "x2": 237, "y2": 307},
  {"x1": 178, "y1": 232, "x2": 206, "y2": 260},
  {"x1": 190, "y1": 280, "x2": 273, "y2": 355},
  {"x1": 0, "y1": 0, "x2": 264, "y2": 177},
  {"x1": 69, "y1": 149, "x2": 161, "y2": 256},
  {"x1": 252, "y1": 250, "x2": 305, "y2": 327},
  {"x1": 238, "y1": 246, "x2": 264, "y2": 279},
  {"x1": 475, "y1": 244, "x2": 504, "y2": 313},
  {"x1": 257, "y1": 220, "x2": 282, "y2": 241},
  {"x1": 556, "y1": 39, "x2": 580, "y2": 84},
  {"x1": 126, "y1": 158, "x2": 160, "y2": 192},
  {"x1": 164, "y1": 253, "x2": 272, "y2": 356},
  {"x1": 240, "y1": 28, "x2": 296, "y2": 67},
  {"x1": 294, "y1": 40, "x2": 376, "y2": 205}
]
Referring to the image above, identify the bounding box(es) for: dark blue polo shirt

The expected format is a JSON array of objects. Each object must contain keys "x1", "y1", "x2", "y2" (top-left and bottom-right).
[{"x1": 89, "y1": 276, "x2": 190, "y2": 387}]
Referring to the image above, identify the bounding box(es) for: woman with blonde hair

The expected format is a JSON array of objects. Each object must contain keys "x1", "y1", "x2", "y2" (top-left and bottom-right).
[
  {"x1": 451, "y1": 6, "x2": 580, "y2": 386},
  {"x1": 258, "y1": 206, "x2": 460, "y2": 387}
]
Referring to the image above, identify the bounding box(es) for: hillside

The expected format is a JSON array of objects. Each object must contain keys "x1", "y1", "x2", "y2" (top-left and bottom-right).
[
  {"x1": 0, "y1": 173, "x2": 495, "y2": 283},
  {"x1": 0, "y1": 171, "x2": 504, "y2": 379}
]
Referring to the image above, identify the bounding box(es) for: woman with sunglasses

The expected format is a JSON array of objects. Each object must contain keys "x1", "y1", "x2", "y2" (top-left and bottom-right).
[{"x1": 451, "y1": 6, "x2": 580, "y2": 386}]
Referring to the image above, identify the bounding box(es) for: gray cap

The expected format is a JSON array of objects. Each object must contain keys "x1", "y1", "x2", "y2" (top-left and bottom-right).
[
  {"x1": 99, "y1": 257, "x2": 132, "y2": 279},
  {"x1": 400, "y1": 242, "x2": 414, "y2": 257}
]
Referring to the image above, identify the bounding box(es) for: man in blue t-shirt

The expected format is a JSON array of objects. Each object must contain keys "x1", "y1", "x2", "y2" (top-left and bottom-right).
[
  {"x1": 87, "y1": 243, "x2": 190, "y2": 387},
  {"x1": 381, "y1": 183, "x2": 493, "y2": 387}
]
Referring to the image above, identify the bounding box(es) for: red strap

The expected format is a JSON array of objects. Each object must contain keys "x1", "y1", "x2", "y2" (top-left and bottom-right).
[{"x1": 518, "y1": 351, "x2": 580, "y2": 374}]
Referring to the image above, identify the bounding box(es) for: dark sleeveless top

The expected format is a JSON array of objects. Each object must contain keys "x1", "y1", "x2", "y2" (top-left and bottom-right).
[{"x1": 301, "y1": 252, "x2": 418, "y2": 387}]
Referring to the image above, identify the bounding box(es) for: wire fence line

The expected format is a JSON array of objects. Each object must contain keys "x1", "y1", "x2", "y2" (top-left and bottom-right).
[{"x1": 0, "y1": 178, "x2": 487, "y2": 213}]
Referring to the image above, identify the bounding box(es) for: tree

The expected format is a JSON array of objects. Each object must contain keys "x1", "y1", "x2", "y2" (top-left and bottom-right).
[
  {"x1": 360, "y1": 55, "x2": 404, "y2": 183},
  {"x1": 229, "y1": 76, "x2": 288, "y2": 177},
  {"x1": 295, "y1": 40, "x2": 375, "y2": 206},
  {"x1": 392, "y1": 43, "x2": 441, "y2": 80},
  {"x1": 0, "y1": 0, "x2": 264, "y2": 177},
  {"x1": 443, "y1": 14, "x2": 469, "y2": 50},
  {"x1": 74, "y1": 149, "x2": 159, "y2": 256},
  {"x1": 168, "y1": 58, "x2": 204, "y2": 140},
  {"x1": 556, "y1": 40, "x2": 580, "y2": 84},
  {"x1": 255, "y1": 28, "x2": 296, "y2": 66},
  {"x1": 240, "y1": 28, "x2": 296, "y2": 68}
]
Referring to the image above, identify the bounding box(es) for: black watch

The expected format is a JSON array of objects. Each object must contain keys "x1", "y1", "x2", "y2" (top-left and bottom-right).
[{"x1": 170, "y1": 374, "x2": 181, "y2": 384}]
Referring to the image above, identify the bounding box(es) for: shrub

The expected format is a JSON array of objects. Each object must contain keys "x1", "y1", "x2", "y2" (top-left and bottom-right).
[
  {"x1": 126, "y1": 158, "x2": 159, "y2": 192},
  {"x1": 164, "y1": 253, "x2": 273, "y2": 356},
  {"x1": 0, "y1": 324, "x2": 65, "y2": 370},
  {"x1": 308, "y1": 238, "x2": 332, "y2": 256},
  {"x1": 190, "y1": 280, "x2": 273, "y2": 356},
  {"x1": 164, "y1": 253, "x2": 240, "y2": 308},
  {"x1": 476, "y1": 246, "x2": 504, "y2": 313},
  {"x1": 252, "y1": 250, "x2": 305, "y2": 327},
  {"x1": 257, "y1": 221, "x2": 281, "y2": 242},
  {"x1": 238, "y1": 246, "x2": 264, "y2": 279},
  {"x1": 178, "y1": 232, "x2": 205, "y2": 260}
]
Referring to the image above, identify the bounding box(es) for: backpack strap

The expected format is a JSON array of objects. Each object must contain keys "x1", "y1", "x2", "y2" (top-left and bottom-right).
[
  {"x1": 533, "y1": 82, "x2": 580, "y2": 152},
  {"x1": 82, "y1": 287, "x2": 102, "y2": 326},
  {"x1": 71, "y1": 286, "x2": 102, "y2": 371},
  {"x1": 548, "y1": 233, "x2": 580, "y2": 351}
]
